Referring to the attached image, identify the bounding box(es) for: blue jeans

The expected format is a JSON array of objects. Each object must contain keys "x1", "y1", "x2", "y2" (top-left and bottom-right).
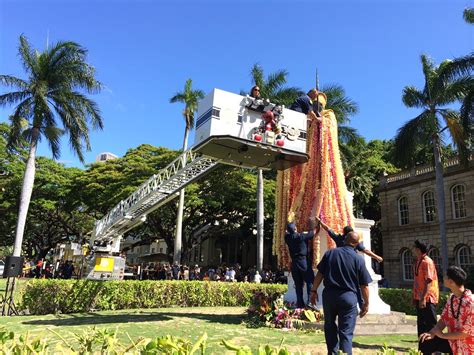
[{"x1": 323, "y1": 288, "x2": 358, "y2": 355}]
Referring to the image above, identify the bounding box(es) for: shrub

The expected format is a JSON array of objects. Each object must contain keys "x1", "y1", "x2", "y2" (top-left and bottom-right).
[
  {"x1": 20, "y1": 280, "x2": 288, "y2": 315},
  {"x1": 379, "y1": 288, "x2": 449, "y2": 315}
]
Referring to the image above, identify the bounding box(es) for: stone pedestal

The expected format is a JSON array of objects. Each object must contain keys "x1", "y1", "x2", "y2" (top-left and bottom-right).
[
  {"x1": 354, "y1": 217, "x2": 391, "y2": 314},
  {"x1": 284, "y1": 217, "x2": 391, "y2": 314}
]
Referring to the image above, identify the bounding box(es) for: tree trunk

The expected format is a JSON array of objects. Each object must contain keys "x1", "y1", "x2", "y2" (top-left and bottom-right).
[
  {"x1": 256, "y1": 168, "x2": 264, "y2": 271},
  {"x1": 173, "y1": 126, "x2": 190, "y2": 264},
  {"x1": 433, "y1": 133, "x2": 449, "y2": 278},
  {"x1": 13, "y1": 128, "x2": 40, "y2": 257}
]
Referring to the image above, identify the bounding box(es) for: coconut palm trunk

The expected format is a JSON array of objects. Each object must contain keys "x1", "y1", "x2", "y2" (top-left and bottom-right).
[
  {"x1": 173, "y1": 125, "x2": 189, "y2": 264},
  {"x1": 256, "y1": 168, "x2": 264, "y2": 272},
  {"x1": 432, "y1": 133, "x2": 449, "y2": 277},
  {"x1": 12, "y1": 128, "x2": 39, "y2": 257}
]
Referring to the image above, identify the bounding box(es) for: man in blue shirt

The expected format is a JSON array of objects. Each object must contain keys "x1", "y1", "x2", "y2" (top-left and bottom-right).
[
  {"x1": 310, "y1": 231, "x2": 372, "y2": 355},
  {"x1": 290, "y1": 89, "x2": 322, "y2": 123},
  {"x1": 285, "y1": 219, "x2": 316, "y2": 308}
]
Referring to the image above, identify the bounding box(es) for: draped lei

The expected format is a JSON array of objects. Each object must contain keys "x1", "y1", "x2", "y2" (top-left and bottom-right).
[{"x1": 273, "y1": 109, "x2": 354, "y2": 269}]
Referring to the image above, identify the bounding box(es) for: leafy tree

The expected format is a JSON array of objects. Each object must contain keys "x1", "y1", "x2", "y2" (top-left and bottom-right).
[
  {"x1": 169, "y1": 79, "x2": 205, "y2": 263},
  {"x1": 0, "y1": 153, "x2": 94, "y2": 258},
  {"x1": 344, "y1": 138, "x2": 398, "y2": 216},
  {"x1": 74, "y1": 144, "x2": 275, "y2": 263},
  {"x1": 394, "y1": 54, "x2": 473, "y2": 276},
  {"x1": 0, "y1": 122, "x2": 27, "y2": 249},
  {"x1": 0, "y1": 35, "x2": 103, "y2": 257}
]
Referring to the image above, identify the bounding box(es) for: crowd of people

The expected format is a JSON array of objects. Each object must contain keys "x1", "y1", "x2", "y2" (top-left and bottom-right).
[
  {"x1": 20, "y1": 258, "x2": 76, "y2": 279},
  {"x1": 131, "y1": 262, "x2": 287, "y2": 284}
]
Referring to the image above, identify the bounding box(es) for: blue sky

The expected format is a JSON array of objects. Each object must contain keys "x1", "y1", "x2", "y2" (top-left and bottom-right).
[{"x1": 1, "y1": 0, "x2": 472, "y2": 168}]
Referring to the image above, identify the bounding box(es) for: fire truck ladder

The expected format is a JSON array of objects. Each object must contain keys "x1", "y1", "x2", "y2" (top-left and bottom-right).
[{"x1": 92, "y1": 149, "x2": 220, "y2": 244}]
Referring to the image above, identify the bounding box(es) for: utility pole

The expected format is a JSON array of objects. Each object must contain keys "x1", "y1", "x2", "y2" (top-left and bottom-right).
[{"x1": 256, "y1": 169, "x2": 264, "y2": 272}]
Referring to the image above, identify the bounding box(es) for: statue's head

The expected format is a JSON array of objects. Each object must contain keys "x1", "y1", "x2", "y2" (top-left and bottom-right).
[{"x1": 317, "y1": 92, "x2": 327, "y2": 109}]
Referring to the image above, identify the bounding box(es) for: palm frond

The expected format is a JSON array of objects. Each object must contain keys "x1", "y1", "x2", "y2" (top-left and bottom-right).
[
  {"x1": 437, "y1": 76, "x2": 474, "y2": 105},
  {"x1": 338, "y1": 125, "x2": 361, "y2": 145},
  {"x1": 50, "y1": 91, "x2": 103, "y2": 130},
  {"x1": 402, "y1": 86, "x2": 426, "y2": 108},
  {"x1": 437, "y1": 53, "x2": 474, "y2": 83},
  {"x1": 42, "y1": 125, "x2": 64, "y2": 160},
  {"x1": 0, "y1": 75, "x2": 29, "y2": 89},
  {"x1": 266, "y1": 70, "x2": 288, "y2": 95},
  {"x1": 464, "y1": 8, "x2": 474, "y2": 24},
  {"x1": 420, "y1": 55, "x2": 437, "y2": 101},
  {"x1": 250, "y1": 63, "x2": 264, "y2": 89},
  {"x1": 18, "y1": 35, "x2": 38, "y2": 76},
  {"x1": 460, "y1": 89, "x2": 473, "y2": 140},
  {"x1": 322, "y1": 84, "x2": 359, "y2": 123},
  {"x1": 272, "y1": 87, "x2": 303, "y2": 106},
  {"x1": 170, "y1": 93, "x2": 186, "y2": 103},
  {"x1": 7, "y1": 99, "x2": 32, "y2": 150},
  {"x1": 0, "y1": 91, "x2": 31, "y2": 107},
  {"x1": 393, "y1": 111, "x2": 438, "y2": 167},
  {"x1": 438, "y1": 109, "x2": 470, "y2": 164}
]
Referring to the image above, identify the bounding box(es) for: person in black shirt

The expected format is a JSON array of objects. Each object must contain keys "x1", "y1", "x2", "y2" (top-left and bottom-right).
[{"x1": 285, "y1": 218, "x2": 317, "y2": 308}]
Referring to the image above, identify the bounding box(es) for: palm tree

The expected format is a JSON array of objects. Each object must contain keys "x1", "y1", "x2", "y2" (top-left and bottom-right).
[
  {"x1": 394, "y1": 54, "x2": 473, "y2": 277},
  {"x1": 170, "y1": 79, "x2": 205, "y2": 263},
  {"x1": 464, "y1": 8, "x2": 474, "y2": 24},
  {"x1": 0, "y1": 35, "x2": 103, "y2": 257},
  {"x1": 248, "y1": 63, "x2": 303, "y2": 106}
]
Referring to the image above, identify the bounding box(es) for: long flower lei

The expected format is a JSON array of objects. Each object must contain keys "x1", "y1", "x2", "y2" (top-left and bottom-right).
[{"x1": 274, "y1": 108, "x2": 354, "y2": 268}]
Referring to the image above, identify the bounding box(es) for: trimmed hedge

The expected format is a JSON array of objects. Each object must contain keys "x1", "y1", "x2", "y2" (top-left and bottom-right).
[
  {"x1": 20, "y1": 280, "x2": 288, "y2": 315},
  {"x1": 379, "y1": 288, "x2": 449, "y2": 315}
]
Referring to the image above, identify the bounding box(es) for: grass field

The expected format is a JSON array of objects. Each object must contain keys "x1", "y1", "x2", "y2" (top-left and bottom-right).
[{"x1": 0, "y1": 306, "x2": 419, "y2": 353}]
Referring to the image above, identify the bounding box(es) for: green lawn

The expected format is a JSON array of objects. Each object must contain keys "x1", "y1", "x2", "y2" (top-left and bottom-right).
[{"x1": 0, "y1": 307, "x2": 419, "y2": 353}]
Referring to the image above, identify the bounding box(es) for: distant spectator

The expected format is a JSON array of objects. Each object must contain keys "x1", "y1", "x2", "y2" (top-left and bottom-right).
[
  {"x1": 35, "y1": 259, "x2": 43, "y2": 278},
  {"x1": 254, "y1": 270, "x2": 262, "y2": 284},
  {"x1": 62, "y1": 260, "x2": 74, "y2": 279}
]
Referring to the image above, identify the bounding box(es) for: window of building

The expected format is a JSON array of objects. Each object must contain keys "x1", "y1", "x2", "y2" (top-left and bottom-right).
[
  {"x1": 151, "y1": 248, "x2": 155, "y2": 254},
  {"x1": 428, "y1": 247, "x2": 442, "y2": 277},
  {"x1": 398, "y1": 196, "x2": 409, "y2": 225},
  {"x1": 456, "y1": 245, "x2": 472, "y2": 271},
  {"x1": 401, "y1": 249, "x2": 414, "y2": 281},
  {"x1": 159, "y1": 247, "x2": 163, "y2": 253},
  {"x1": 422, "y1": 191, "x2": 437, "y2": 223},
  {"x1": 451, "y1": 184, "x2": 467, "y2": 219}
]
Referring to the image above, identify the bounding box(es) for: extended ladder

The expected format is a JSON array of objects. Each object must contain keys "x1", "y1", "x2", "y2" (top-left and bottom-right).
[{"x1": 92, "y1": 149, "x2": 220, "y2": 243}]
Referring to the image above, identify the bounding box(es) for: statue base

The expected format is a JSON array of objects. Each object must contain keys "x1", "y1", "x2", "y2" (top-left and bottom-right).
[{"x1": 284, "y1": 217, "x2": 390, "y2": 314}]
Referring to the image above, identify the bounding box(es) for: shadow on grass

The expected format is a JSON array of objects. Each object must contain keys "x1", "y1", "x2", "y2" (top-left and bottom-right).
[
  {"x1": 22, "y1": 310, "x2": 244, "y2": 327},
  {"x1": 352, "y1": 341, "x2": 412, "y2": 352},
  {"x1": 22, "y1": 312, "x2": 172, "y2": 326},
  {"x1": 164, "y1": 312, "x2": 243, "y2": 325}
]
